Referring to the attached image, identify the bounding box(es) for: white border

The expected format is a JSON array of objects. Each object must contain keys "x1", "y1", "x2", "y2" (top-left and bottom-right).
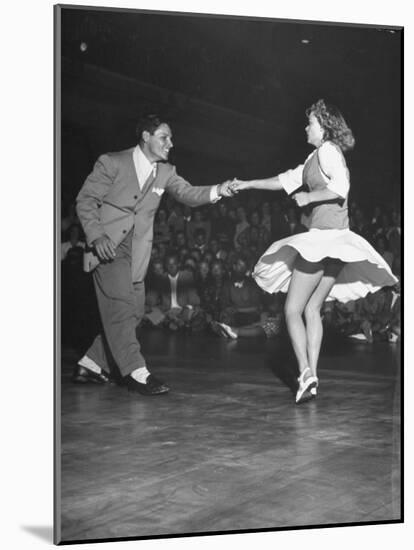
[{"x1": 3, "y1": 1, "x2": 410, "y2": 548}]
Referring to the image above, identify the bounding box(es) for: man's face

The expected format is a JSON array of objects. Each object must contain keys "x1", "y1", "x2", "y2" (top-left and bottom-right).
[
  {"x1": 176, "y1": 233, "x2": 186, "y2": 247},
  {"x1": 153, "y1": 262, "x2": 164, "y2": 276},
  {"x1": 211, "y1": 262, "x2": 223, "y2": 278},
  {"x1": 166, "y1": 256, "x2": 179, "y2": 277},
  {"x1": 233, "y1": 258, "x2": 247, "y2": 278},
  {"x1": 199, "y1": 261, "x2": 210, "y2": 278},
  {"x1": 195, "y1": 233, "x2": 205, "y2": 246},
  {"x1": 143, "y1": 123, "x2": 173, "y2": 163}
]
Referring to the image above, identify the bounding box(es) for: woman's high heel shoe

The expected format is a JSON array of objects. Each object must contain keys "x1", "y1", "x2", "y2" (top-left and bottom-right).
[
  {"x1": 296, "y1": 367, "x2": 318, "y2": 404},
  {"x1": 310, "y1": 377, "x2": 319, "y2": 396}
]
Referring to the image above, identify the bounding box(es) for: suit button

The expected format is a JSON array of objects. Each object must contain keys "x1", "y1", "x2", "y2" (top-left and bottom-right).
[
  {"x1": 123, "y1": 229, "x2": 127, "y2": 234},
  {"x1": 134, "y1": 195, "x2": 138, "y2": 199}
]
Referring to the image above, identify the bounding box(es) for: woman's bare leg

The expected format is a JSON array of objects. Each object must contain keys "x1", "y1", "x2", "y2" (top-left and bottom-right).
[
  {"x1": 304, "y1": 260, "x2": 344, "y2": 378},
  {"x1": 284, "y1": 256, "x2": 324, "y2": 378}
]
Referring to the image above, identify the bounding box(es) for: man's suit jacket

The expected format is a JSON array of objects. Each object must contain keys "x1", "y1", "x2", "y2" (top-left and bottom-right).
[{"x1": 76, "y1": 148, "x2": 214, "y2": 282}]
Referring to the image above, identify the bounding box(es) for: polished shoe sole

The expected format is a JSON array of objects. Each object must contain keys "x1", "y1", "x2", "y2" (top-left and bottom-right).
[
  {"x1": 72, "y1": 367, "x2": 110, "y2": 384},
  {"x1": 125, "y1": 374, "x2": 170, "y2": 396}
]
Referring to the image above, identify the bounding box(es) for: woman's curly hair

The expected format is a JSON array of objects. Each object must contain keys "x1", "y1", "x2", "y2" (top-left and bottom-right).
[{"x1": 306, "y1": 99, "x2": 355, "y2": 153}]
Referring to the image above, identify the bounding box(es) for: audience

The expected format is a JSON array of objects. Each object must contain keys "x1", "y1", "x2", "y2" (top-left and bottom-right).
[{"x1": 61, "y1": 191, "x2": 401, "y2": 346}]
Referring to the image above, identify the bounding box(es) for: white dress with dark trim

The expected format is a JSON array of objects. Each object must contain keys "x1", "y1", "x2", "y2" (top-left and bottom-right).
[{"x1": 252, "y1": 142, "x2": 398, "y2": 303}]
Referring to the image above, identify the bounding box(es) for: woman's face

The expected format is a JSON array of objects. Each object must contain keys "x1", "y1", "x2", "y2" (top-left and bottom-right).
[{"x1": 306, "y1": 114, "x2": 325, "y2": 147}]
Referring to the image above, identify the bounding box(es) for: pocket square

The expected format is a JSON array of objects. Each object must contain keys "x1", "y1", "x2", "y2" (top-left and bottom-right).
[{"x1": 152, "y1": 187, "x2": 165, "y2": 196}]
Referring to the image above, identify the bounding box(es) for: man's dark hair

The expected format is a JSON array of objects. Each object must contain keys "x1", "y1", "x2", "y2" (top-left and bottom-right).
[{"x1": 136, "y1": 114, "x2": 170, "y2": 142}]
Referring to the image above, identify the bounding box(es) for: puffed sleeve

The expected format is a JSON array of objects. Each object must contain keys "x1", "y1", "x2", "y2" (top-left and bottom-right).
[
  {"x1": 278, "y1": 164, "x2": 305, "y2": 195},
  {"x1": 318, "y1": 141, "x2": 350, "y2": 199}
]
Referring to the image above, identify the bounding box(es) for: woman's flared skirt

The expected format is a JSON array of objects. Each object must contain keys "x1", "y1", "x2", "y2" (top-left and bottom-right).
[{"x1": 253, "y1": 228, "x2": 398, "y2": 303}]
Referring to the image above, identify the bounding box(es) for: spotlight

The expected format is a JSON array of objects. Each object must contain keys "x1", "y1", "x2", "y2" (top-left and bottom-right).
[
  {"x1": 80, "y1": 42, "x2": 88, "y2": 52},
  {"x1": 301, "y1": 39, "x2": 310, "y2": 44}
]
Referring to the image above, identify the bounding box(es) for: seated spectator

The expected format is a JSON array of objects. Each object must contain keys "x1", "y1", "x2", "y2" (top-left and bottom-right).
[
  {"x1": 174, "y1": 230, "x2": 188, "y2": 250},
  {"x1": 145, "y1": 254, "x2": 206, "y2": 331},
  {"x1": 218, "y1": 255, "x2": 263, "y2": 327},
  {"x1": 388, "y1": 209, "x2": 401, "y2": 257},
  {"x1": 216, "y1": 244, "x2": 230, "y2": 265},
  {"x1": 286, "y1": 206, "x2": 307, "y2": 235},
  {"x1": 323, "y1": 299, "x2": 362, "y2": 338},
  {"x1": 261, "y1": 201, "x2": 272, "y2": 234},
  {"x1": 228, "y1": 207, "x2": 237, "y2": 225},
  {"x1": 167, "y1": 203, "x2": 186, "y2": 235},
  {"x1": 203, "y1": 259, "x2": 228, "y2": 320},
  {"x1": 183, "y1": 256, "x2": 197, "y2": 276},
  {"x1": 153, "y1": 208, "x2": 171, "y2": 244},
  {"x1": 374, "y1": 235, "x2": 394, "y2": 268},
  {"x1": 145, "y1": 258, "x2": 165, "y2": 309},
  {"x1": 350, "y1": 206, "x2": 370, "y2": 240},
  {"x1": 236, "y1": 210, "x2": 271, "y2": 258},
  {"x1": 212, "y1": 292, "x2": 283, "y2": 339},
  {"x1": 270, "y1": 200, "x2": 290, "y2": 241},
  {"x1": 212, "y1": 202, "x2": 235, "y2": 246},
  {"x1": 233, "y1": 206, "x2": 250, "y2": 248},
  {"x1": 189, "y1": 248, "x2": 203, "y2": 264},
  {"x1": 202, "y1": 250, "x2": 215, "y2": 265},
  {"x1": 372, "y1": 212, "x2": 392, "y2": 241},
  {"x1": 209, "y1": 238, "x2": 220, "y2": 258},
  {"x1": 186, "y1": 208, "x2": 211, "y2": 247},
  {"x1": 194, "y1": 260, "x2": 214, "y2": 315},
  {"x1": 354, "y1": 288, "x2": 401, "y2": 343},
  {"x1": 61, "y1": 224, "x2": 85, "y2": 260},
  {"x1": 368, "y1": 205, "x2": 384, "y2": 241},
  {"x1": 193, "y1": 228, "x2": 209, "y2": 255},
  {"x1": 157, "y1": 241, "x2": 168, "y2": 263}
]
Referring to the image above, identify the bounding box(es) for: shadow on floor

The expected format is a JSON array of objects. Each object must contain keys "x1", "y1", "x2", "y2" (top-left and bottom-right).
[{"x1": 21, "y1": 525, "x2": 53, "y2": 543}]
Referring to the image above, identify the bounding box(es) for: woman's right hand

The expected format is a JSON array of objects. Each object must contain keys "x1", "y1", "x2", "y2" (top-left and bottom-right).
[{"x1": 230, "y1": 179, "x2": 251, "y2": 194}]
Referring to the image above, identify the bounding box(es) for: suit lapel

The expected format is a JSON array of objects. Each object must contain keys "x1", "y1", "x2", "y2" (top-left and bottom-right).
[
  {"x1": 130, "y1": 150, "x2": 142, "y2": 195},
  {"x1": 141, "y1": 170, "x2": 157, "y2": 197}
]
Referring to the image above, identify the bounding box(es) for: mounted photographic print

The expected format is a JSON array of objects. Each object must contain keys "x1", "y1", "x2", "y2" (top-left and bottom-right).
[{"x1": 55, "y1": 4, "x2": 402, "y2": 545}]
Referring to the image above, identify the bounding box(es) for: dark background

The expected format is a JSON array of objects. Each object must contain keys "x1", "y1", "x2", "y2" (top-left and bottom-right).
[{"x1": 59, "y1": 6, "x2": 402, "y2": 211}]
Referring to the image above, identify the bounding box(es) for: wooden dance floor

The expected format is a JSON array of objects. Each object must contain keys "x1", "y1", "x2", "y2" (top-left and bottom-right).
[{"x1": 58, "y1": 330, "x2": 401, "y2": 543}]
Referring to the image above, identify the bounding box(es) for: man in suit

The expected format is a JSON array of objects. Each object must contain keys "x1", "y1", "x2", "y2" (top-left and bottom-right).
[
  {"x1": 144, "y1": 253, "x2": 204, "y2": 331},
  {"x1": 73, "y1": 114, "x2": 234, "y2": 395},
  {"x1": 160, "y1": 254, "x2": 204, "y2": 331}
]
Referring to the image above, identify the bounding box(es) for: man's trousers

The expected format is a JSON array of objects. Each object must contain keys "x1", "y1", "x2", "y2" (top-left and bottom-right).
[{"x1": 85, "y1": 231, "x2": 147, "y2": 376}]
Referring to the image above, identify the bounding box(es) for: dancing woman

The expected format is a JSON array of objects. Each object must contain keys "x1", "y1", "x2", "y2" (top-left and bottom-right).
[{"x1": 232, "y1": 99, "x2": 398, "y2": 404}]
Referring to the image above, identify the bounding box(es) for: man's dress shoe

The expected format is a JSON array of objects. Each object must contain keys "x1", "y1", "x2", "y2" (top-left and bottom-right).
[
  {"x1": 125, "y1": 374, "x2": 170, "y2": 396},
  {"x1": 72, "y1": 365, "x2": 110, "y2": 384}
]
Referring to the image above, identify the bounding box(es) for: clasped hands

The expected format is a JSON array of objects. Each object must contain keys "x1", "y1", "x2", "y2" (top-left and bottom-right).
[
  {"x1": 217, "y1": 178, "x2": 251, "y2": 197},
  {"x1": 219, "y1": 179, "x2": 311, "y2": 207}
]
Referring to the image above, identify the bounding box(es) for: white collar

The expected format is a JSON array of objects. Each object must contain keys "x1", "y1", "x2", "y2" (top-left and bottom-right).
[{"x1": 134, "y1": 145, "x2": 157, "y2": 177}]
